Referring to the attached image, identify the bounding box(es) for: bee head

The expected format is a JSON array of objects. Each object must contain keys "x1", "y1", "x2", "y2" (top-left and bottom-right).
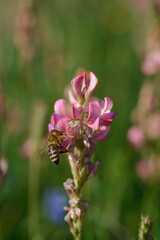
[{"x1": 48, "y1": 130, "x2": 66, "y2": 143}]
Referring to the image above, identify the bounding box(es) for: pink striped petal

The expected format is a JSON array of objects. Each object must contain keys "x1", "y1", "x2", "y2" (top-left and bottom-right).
[
  {"x1": 54, "y1": 99, "x2": 71, "y2": 118},
  {"x1": 71, "y1": 74, "x2": 84, "y2": 100},
  {"x1": 68, "y1": 89, "x2": 79, "y2": 106},
  {"x1": 85, "y1": 72, "x2": 98, "y2": 98},
  {"x1": 87, "y1": 117, "x2": 100, "y2": 130},
  {"x1": 72, "y1": 105, "x2": 83, "y2": 119},
  {"x1": 82, "y1": 72, "x2": 87, "y2": 92},
  {"x1": 100, "y1": 112, "x2": 116, "y2": 126},
  {"x1": 56, "y1": 117, "x2": 68, "y2": 133},
  {"x1": 93, "y1": 126, "x2": 110, "y2": 142},
  {"x1": 87, "y1": 102, "x2": 101, "y2": 122},
  {"x1": 102, "y1": 97, "x2": 113, "y2": 114}
]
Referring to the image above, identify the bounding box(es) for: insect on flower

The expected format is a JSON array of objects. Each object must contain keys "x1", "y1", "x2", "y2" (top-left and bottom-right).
[{"x1": 47, "y1": 130, "x2": 68, "y2": 165}]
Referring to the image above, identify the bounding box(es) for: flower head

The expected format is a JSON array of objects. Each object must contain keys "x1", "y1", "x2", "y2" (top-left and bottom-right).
[{"x1": 48, "y1": 72, "x2": 115, "y2": 153}]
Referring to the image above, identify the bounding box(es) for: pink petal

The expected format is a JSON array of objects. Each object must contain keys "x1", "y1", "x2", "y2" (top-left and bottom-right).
[
  {"x1": 87, "y1": 117, "x2": 100, "y2": 130},
  {"x1": 68, "y1": 89, "x2": 79, "y2": 106},
  {"x1": 93, "y1": 126, "x2": 110, "y2": 142},
  {"x1": 82, "y1": 72, "x2": 87, "y2": 92},
  {"x1": 72, "y1": 105, "x2": 83, "y2": 119},
  {"x1": 56, "y1": 118, "x2": 68, "y2": 132},
  {"x1": 87, "y1": 102, "x2": 101, "y2": 122},
  {"x1": 50, "y1": 113, "x2": 62, "y2": 127},
  {"x1": 71, "y1": 74, "x2": 84, "y2": 100},
  {"x1": 102, "y1": 97, "x2": 113, "y2": 114},
  {"x1": 48, "y1": 123, "x2": 54, "y2": 132},
  {"x1": 66, "y1": 126, "x2": 76, "y2": 137},
  {"x1": 85, "y1": 72, "x2": 98, "y2": 98},
  {"x1": 100, "y1": 112, "x2": 116, "y2": 126},
  {"x1": 54, "y1": 99, "x2": 71, "y2": 118}
]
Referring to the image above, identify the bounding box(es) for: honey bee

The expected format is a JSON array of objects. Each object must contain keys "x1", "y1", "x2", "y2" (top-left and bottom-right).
[{"x1": 47, "y1": 130, "x2": 68, "y2": 165}]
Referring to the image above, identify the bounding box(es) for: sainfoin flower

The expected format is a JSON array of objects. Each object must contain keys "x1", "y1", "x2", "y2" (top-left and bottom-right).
[
  {"x1": 48, "y1": 72, "x2": 115, "y2": 147},
  {"x1": 48, "y1": 72, "x2": 115, "y2": 240}
]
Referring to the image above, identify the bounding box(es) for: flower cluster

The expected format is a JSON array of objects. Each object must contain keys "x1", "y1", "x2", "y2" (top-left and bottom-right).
[
  {"x1": 127, "y1": 81, "x2": 160, "y2": 181},
  {"x1": 48, "y1": 72, "x2": 115, "y2": 147},
  {"x1": 48, "y1": 72, "x2": 115, "y2": 240}
]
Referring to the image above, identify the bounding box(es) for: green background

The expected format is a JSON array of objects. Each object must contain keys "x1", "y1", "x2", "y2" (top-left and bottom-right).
[{"x1": 0, "y1": 0, "x2": 160, "y2": 240}]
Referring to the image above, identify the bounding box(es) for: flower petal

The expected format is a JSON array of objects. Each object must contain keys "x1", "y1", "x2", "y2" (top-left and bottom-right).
[
  {"x1": 85, "y1": 72, "x2": 98, "y2": 98},
  {"x1": 68, "y1": 89, "x2": 79, "y2": 106},
  {"x1": 93, "y1": 126, "x2": 110, "y2": 141},
  {"x1": 56, "y1": 118, "x2": 68, "y2": 132},
  {"x1": 72, "y1": 105, "x2": 83, "y2": 119},
  {"x1": 102, "y1": 97, "x2": 113, "y2": 114},
  {"x1": 87, "y1": 102, "x2": 101, "y2": 122},
  {"x1": 71, "y1": 74, "x2": 84, "y2": 100},
  {"x1": 48, "y1": 123, "x2": 54, "y2": 132},
  {"x1": 87, "y1": 118, "x2": 100, "y2": 130},
  {"x1": 82, "y1": 72, "x2": 87, "y2": 93},
  {"x1": 100, "y1": 112, "x2": 116, "y2": 126},
  {"x1": 54, "y1": 99, "x2": 71, "y2": 118}
]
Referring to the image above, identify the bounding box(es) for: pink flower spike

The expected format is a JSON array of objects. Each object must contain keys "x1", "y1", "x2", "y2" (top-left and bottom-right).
[
  {"x1": 71, "y1": 74, "x2": 84, "y2": 100},
  {"x1": 85, "y1": 72, "x2": 98, "y2": 98},
  {"x1": 127, "y1": 125, "x2": 145, "y2": 149}
]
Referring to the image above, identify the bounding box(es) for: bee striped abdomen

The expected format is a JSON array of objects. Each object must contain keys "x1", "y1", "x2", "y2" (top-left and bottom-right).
[{"x1": 48, "y1": 144, "x2": 60, "y2": 165}]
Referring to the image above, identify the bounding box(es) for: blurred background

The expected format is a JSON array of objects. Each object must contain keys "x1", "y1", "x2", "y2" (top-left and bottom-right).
[{"x1": 1, "y1": 0, "x2": 160, "y2": 239}]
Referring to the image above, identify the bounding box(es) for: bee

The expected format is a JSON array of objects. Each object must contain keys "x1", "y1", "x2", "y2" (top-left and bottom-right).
[{"x1": 47, "y1": 130, "x2": 68, "y2": 165}]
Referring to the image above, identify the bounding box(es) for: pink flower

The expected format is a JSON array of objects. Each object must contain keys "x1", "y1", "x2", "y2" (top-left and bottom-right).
[
  {"x1": 48, "y1": 72, "x2": 115, "y2": 150},
  {"x1": 141, "y1": 50, "x2": 160, "y2": 75},
  {"x1": 127, "y1": 125, "x2": 145, "y2": 149},
  {"x1": 68, "y1": 72, "x2": 98, "y2": 105},
  {"x1": 0, "y1": 157, "x2": 8, "y2": 178},
  {"x1": 136, "y1": 159, "x2": 154, "y2": 181},
  {"x1": 146, "y1": 113, "x2": 160, "y2": 140}
]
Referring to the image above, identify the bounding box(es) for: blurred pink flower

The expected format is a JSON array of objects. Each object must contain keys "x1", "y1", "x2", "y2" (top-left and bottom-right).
[
  {"x1": 141, "y1": 50, "x2": 160, "y2": 75},
  {"x1": 21, "y1": 139, "x2": 33, "y2": 159},
  {"x1": 133, "y1": 0, "x2": 151, "y2": 10},
  {"x1": 127, "y1": 125, "x2": 145, "y2": 149},
  {"x1": 146, "y1": 113, "x2": 160, "y2": 140},
  {"x1": 0, "y1": 157, "x2": 8, "y2": 180},
  {"x1": 138, "y1": 82, "x2": 158, "y2": 113},
  {"x1": 48, "y1": 72, "x2": 115, "y2": 149},
  {"x1": 136, "y1": 159, "x2": 154, "y2": 180}
]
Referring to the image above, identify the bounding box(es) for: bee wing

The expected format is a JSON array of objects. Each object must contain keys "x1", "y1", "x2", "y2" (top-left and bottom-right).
[{"x1": 34, "y1": 144, "x2": 48, "y2": 161}]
